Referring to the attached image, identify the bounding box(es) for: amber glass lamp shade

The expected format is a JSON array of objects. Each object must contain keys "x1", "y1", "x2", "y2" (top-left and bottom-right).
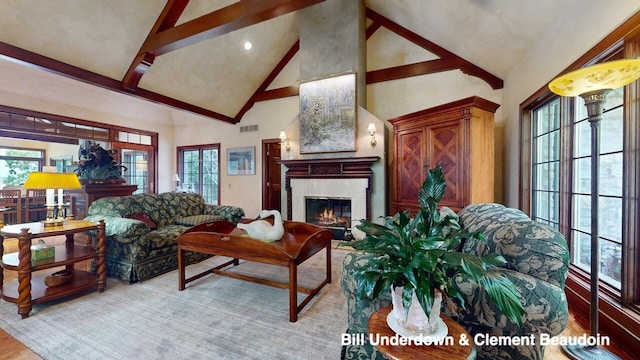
[{"x1": 549, "y1": 58, "x2": 640, "y2": 96}]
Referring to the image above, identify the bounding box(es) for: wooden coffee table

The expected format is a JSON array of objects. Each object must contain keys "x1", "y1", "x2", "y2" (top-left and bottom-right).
[
  {"x1": 176, "y1": 220, "x2": 333, "y2": 322},
  {"x1": 368, "y1": 306, "x2": 477, "y2": 360}
]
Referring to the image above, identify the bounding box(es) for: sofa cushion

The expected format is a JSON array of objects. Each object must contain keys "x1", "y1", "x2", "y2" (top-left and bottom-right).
[
  {"x1": 125, "y1": 212, "x2": 157, "y2": 230},
  {"x1": 159, "y1": 192, "x2": 205, "y2": 223},
  {"x1": 145, "y1": 224, "x2": 188, "y2": 250},
  {"x1": 174, "y1": 214, "x2": 226, "y2": 227}
]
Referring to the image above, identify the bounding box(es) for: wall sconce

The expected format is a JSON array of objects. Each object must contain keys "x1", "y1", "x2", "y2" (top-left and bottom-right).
[
  {"x1": 279, "y1": 131, "x2": 290, "y2": 152},
  {"x1": 367, "y1": 123, "x2": 377, "y2": 146}
]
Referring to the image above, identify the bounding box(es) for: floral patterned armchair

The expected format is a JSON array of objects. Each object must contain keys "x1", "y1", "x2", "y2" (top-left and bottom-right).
[
  {"x1": 340, "y1": 203, "x2": 569, "y2": 360},
  {"x1": 84, "y1": 192, "x2": 244, "y2": 283}
]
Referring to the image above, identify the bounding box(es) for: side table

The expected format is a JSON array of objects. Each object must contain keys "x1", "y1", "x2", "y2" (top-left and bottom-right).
[
  {"x1": 0, "y1": 220, "x2": 106, "y2": 318},
  {"x1": 368, "y1": 306, "x2": 476, "y2": 360}
]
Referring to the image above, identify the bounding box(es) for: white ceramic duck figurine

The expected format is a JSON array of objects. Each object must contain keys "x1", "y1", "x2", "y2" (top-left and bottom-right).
[{"x1": 236, "y1": 209, "x2": 285, "y2": 242}]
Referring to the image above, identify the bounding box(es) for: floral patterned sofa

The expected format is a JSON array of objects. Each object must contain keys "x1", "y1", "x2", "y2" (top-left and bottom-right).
[
  {"x1": 341, "y1": 203, "x2": 570, "y2": 360},
  {"x1": 84, "y1": 192, "x2": 244, "y2": 283}
]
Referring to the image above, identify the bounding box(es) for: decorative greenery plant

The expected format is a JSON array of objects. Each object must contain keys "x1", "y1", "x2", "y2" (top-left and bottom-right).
[
  {"x1": 75, "y1": 141, "x2": 127, "y2": 180},
  {"x1": 347, "y1": 165, "x2": 525, "y2": 326}
]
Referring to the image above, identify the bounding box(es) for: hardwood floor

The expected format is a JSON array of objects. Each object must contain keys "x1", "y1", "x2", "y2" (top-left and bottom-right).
[{"x1": 0, "y1": 237, "x2": 634, "y2": 359}]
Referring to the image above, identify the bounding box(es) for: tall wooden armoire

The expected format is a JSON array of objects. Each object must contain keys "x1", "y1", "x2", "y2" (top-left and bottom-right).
[{"x1": 390, "y1": 96, "x2": 499, "y2": 214}]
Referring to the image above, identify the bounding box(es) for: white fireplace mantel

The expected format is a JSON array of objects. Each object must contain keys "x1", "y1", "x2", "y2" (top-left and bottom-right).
[{"x1": 281, "y1": 157, "x2": 379, "y2": 223}]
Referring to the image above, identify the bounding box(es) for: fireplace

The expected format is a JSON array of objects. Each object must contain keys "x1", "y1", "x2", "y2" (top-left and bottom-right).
[
  {"x1": 282, "y1": 157, "x2": 379, "y2": 240},
  {"x1": 305, "y1": 197, "x2": 351, "y2": 240}
]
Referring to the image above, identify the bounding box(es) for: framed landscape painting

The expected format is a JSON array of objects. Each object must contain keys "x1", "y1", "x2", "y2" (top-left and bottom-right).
[
  {"x1": 299, "y1": 73, "x2": 356, "y2": 154},
  {"x1": 226, "y1": 146, "x2": 255, "y2": 175}
]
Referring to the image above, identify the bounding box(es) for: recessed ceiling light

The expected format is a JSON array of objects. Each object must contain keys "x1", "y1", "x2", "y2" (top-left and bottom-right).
[{"x1": 244, "y1": 41, "x2": 252, "y2": 50}]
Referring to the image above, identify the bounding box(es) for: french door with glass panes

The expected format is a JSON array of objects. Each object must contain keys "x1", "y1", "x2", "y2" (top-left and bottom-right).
[{"x1": 112, "y1": 143, "x2": 155, "y2": 194}]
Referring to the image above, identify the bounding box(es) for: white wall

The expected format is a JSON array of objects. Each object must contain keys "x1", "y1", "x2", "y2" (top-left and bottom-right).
[
  {"x1": 501, "y1": 1, "x2": 640, "y2": 207},
  {"x1": 172, "y1": 97, "x2": 298, "y2": 216}
]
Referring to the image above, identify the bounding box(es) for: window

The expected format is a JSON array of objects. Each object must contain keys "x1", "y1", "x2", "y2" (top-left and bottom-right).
[
  {"x1": 0, "y1": 147, "x2": 45, "y2": 187},
  {"x1": 531, "y1": 98, "x2": 560, "y2": 228},
  {"x1": 570, "y1": 89, "x2": 624, "y2": 288},
  {"x1": 520, "y1": 21, "x2": 640, "y2": 350},
  {"x1": 177, "y1": 144, "x2": 220, "y2": 205},
  {"x1": 523, "y1": 70, "x2": 631, "y2": 285},
  {"x1": 120, "y1": 148, "x2": 150, "y2": 194},
  {"x1": 50, "y1": 156, "x2": 74, "y2": 173}
]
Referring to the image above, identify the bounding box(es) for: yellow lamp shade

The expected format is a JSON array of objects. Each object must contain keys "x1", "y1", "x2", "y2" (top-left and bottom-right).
[
  {"x1": 23, "y1": 172, "x2": 82, "y2": 189},
  {"x1": 549, "y1": 58, "x2": 640, "y2": 96}
]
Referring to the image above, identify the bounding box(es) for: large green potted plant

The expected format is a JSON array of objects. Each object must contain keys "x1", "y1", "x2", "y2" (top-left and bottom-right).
[{"x1": 347, "y1": 165, "x2": 525, "y2": 335}]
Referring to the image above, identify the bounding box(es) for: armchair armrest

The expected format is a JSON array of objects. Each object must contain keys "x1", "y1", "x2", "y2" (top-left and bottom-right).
[
  {"x1": 445, "y1": 269, "x2": 569, "y2": 337},
  {"x1": 84, "y1": 215, "x2": 151, "y2": 244}
]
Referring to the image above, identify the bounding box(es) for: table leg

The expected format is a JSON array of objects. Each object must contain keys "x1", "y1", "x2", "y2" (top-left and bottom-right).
[
  {"x1": 326, "y1": 245, "x2": 332, "y2": 284},
  {"x1": 289, "y1": 261, "x2": 298, "y2": 322},
  {"x1": 95, "y1": 220, "x2": 106, "y2": 293},
  {"x1": 17, "y1": 228, "x2": 32, "y2": 319},
  {"x1": 178, "y1": 246, "x2": 185, "y2": 291},
  {"x1": 65, "y1": 232, "x2": 75, "y2": 272}
]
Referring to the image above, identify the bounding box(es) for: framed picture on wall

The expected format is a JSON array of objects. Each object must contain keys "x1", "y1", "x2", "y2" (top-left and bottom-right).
[
  {"x1": 299, "y1": 73, "x2": 357, "y2": 154},
  {"x1": 227, "y1": 146, "x2": 255, "y2": 175}
]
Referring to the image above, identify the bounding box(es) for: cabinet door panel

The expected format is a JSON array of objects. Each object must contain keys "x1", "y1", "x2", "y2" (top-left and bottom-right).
[
  {"x1": 396, "y1": 129, "x2": 426, "y2": 205},
  {"x1": 426, "y1": 120, "x2": 465, "y2": 209}
]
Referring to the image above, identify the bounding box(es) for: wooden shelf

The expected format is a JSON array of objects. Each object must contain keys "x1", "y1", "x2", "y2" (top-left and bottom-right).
[
  {"x1": 1, "y1": 245, "x2": 95, "y2": 271},
  {"x1": 1, "y1": 270, "x2": 98, "y2": 304}
]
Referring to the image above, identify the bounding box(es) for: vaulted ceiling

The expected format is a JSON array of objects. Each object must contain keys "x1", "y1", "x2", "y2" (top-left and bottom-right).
[{"x1": 0, "y1": 0, "x2": 578, "y2": 124}]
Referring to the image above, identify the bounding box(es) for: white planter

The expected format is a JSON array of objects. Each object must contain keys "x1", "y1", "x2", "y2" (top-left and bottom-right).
[{"x1": 390, "y1": 285, "x2": 443, "y2": 335}]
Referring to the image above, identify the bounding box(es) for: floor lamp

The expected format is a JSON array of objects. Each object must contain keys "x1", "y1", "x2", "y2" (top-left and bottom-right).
[{"x1": 549, "y1": 58, "x2": 640, "y2": 360}]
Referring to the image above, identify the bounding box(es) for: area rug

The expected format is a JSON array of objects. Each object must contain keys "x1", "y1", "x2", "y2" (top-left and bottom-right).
[{"x1": 0, "y1": 248, "x2": 350, "y2": 360}]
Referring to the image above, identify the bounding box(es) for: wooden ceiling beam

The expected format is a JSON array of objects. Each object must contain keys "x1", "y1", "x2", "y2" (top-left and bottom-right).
[
  {"x1": 234, "y1": 40, "x2": 300, "y2": 122},
  {"x1": 122, "y1": 0, "x2": 189, "y2": 91},
  {"x1": 142, "y1": 0, "x2": 324, "y2": 56},
  {"x1": 365, "y1": 21, "x2": 382, "y2": 40},
  {"x1": 366, "y1": 58, "x2": 459, "y2": 84},
  {"x1": 253, "y1": 86, "x2": 299, "y2": 102},
  {"x1": 0, "y1": 41, "x2": 235, "y2": 124},
  {"x1": 366, "y1": 8, "x2": 503, "y2": 89}
]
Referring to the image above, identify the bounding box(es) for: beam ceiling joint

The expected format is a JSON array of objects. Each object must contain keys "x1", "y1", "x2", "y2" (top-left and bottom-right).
[{"x1": 122, "y1": 53, "x2": 155, "y2": 91}]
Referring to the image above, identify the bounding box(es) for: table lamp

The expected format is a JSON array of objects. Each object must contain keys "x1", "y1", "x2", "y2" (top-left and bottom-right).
[
  {"x1": 174, "y1": 173, "x2": 181, "y2": 191},
  {"x1": 549, "y1": 58, "x2": 640, "y2": 360},
  {"x1": 23, "y1": 171, "x2": 83, "y2": 226}
]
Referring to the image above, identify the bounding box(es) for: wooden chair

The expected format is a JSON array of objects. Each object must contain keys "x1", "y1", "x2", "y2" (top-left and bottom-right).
[
  {"x1": 24, "y1": 189, "x2": 48, "y2": 222},
  {"x1": 0, "y1": 189, "x2": 22, "y2": 225}
]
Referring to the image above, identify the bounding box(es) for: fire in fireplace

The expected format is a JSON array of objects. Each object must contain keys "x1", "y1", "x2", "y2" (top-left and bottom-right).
[{"x1": 305, "y1": 197, "x2": 351, "y2": 240}]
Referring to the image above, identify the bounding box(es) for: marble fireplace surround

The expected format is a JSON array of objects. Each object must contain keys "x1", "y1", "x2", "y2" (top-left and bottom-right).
[{"x1": 281, "y1": 157, "x2": 379, "y2": 227}]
